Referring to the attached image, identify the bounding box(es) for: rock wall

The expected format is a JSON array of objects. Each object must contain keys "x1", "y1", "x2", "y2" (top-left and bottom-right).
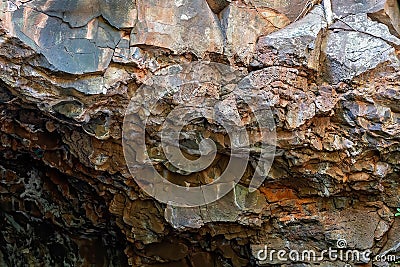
[{"x1": 0, "y1": 0, "x2": 400, "y2": 266}]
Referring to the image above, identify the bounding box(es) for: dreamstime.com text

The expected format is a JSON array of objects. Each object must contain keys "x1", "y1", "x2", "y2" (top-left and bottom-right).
[{"x1": 256, "y1": 239, "x2": 397, "y2": 265}]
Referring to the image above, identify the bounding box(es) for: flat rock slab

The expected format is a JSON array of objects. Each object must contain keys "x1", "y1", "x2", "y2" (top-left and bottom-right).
[
  {"x1": 325, "y1": 15, "x2": 400, "y2": 83},
  {"x1": 0, "y1": 5, "x2": 122, "y2": 74},
  {"x1": 165, "y1": 185, "x2": 266, "y2": 229},
  {"x1": 252, "y1": 0, "x2": 310, "y2": 22},
  {"x1": 222, "y1": 2, "x2": 290, "y2": 65},
  {"x1": 131, "y1": 0, "x2": 224, "y2": 56},
  {"x1": 332, "y1": 0, "x2": 400, "y2": 37},
  {"x1": 255, "y1": 5, "x2": 327, "y2": 68},
  {"x1": 22, "y1": 0, "x2": 137, "y2": 28}
]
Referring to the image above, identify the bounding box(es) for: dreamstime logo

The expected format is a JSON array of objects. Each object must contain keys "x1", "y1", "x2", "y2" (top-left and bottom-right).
[
  {"x1": 337, "y1": 239, "x2": 347, "y2": 249},
  {"x1": 255, "y1": 238, "x2": 397, "y2": 265},
  {"x1": 122, "y1": 61, "x2": 276, "y2": 207}
]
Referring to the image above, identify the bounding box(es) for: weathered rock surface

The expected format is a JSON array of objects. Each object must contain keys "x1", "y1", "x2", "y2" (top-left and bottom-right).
[
  {"x1": 254, "y1": 5, "x2": 327, "y2": 70},
  {"x1": 0, "y1": 0, "x2": 400, "y2": 266},
  {"x1": 222, "y1": 2, "x2": 290, "y2": 64},
  {"x1": 132, "y1": 0, "x2": 224, "y2": 57},
  {"x1": 0, "y1": 3, "x2": 123, "y2": 74}
]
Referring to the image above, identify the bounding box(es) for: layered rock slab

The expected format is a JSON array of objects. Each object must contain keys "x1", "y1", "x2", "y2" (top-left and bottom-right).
[{"x1": 0, "y1": 0, "x2": 399, "y2": 266}]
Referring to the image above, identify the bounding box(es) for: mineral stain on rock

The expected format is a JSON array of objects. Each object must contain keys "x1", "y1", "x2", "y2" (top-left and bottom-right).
[{"x1": 0, "y1": 0, "x2": 400, "y2": 266}]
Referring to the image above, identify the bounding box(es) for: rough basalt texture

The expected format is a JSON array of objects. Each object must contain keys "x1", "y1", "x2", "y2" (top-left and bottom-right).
[{"x1": 0, "y1": 0, "x2": 400, "y2": 266}]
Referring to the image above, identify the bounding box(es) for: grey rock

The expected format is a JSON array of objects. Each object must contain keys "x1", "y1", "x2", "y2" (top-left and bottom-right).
[
  {"x1": 252, "y1": 0, "x2": 310, "y2": 22},
  {"x1": 324, "y1": 29, "x2": 399, "y2": 83},
  {"x1": 368, "y1": 0, "x2": 400, "y2": 38},
  {"x1": 164, "y1": 185, "x2": 266, "y2": 229},
  {"x1": 331, "y1": 0, "x2": 400, "y2": 38},
  {"x1": 255, "y1": 5, "x2": 327, "y2": 69},
  {"x1": 222, "y1": 2, "x2": 290, "y2": 65},
  {"x1": 23, "y1": 0, "x2": 137, "y2": 28},
  {"x1": 329, "y1": 13, "x2": 400, "y2": 46},
  {"x1": 100, "y1": 0, "x2": 137, "y2": 28},
  {"x1": 0, "y1": 6, "x2": 121, "y2": 74},
  {"x1": 331, "y1": 0, "x2": 381, "y2": 17}
]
